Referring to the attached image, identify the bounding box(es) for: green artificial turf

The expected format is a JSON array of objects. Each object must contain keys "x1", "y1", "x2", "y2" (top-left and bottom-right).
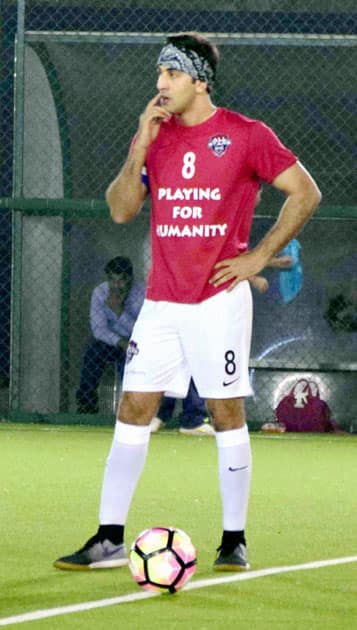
[{"x1": 0, "y1": 423, "x2": 356, "y2": 629}]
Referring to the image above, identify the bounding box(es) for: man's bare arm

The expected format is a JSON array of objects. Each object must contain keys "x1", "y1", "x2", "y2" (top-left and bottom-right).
[
  {"x1": 106, "y1": 95, "x2": 169, "y2": 224},
  {"x1": 106, "y1": 143, "x2": 148, "y2": 224},
  {"x1": 210, "y1": 161, "x2": 321, "y2": 290},
  {"x1": 252, "y1": 161, "x2": 321, "y2": 265}
]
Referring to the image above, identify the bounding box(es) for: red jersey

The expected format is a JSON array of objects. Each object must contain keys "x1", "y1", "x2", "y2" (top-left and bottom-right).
[{"x1": 144, "y1": 107, "x2": 297, "y2": 303}]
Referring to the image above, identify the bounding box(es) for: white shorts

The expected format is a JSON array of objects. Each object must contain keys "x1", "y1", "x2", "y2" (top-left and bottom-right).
[{"x1": 123, "y1": 281, "x2": 253, "y2": 399}]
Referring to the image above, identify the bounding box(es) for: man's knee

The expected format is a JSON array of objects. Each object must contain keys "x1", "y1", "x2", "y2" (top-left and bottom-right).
[
  {"x1": 118, "y1": 391, "x2": 163, "y2": 425},
  {"x1": 206, "y1": 397, "x2": 246, "y2": 432}
]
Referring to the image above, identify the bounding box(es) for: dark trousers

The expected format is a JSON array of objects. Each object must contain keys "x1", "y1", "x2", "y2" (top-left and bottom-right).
[{"x1": 76, "y1": 339, "x2": 125, "y2": 413}]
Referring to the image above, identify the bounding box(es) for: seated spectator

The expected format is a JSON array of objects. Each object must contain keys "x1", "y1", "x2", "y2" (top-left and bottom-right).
[{"x1": 76, "y1": 256, "x2": 143, "y2": 414}]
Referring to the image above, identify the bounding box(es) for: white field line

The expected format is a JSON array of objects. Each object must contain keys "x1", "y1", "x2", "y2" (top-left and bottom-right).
[{"x1": 0, "y1": 555, "x2": 356, "y2": 626}]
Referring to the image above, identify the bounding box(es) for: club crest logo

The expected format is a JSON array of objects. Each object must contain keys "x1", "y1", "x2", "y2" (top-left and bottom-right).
[
  {"x1": 208, "y1": 135, "x2": 232, "y2": 157},
  {"x1": 126, "y1": 340, "x2": 139, "y2": 363}
]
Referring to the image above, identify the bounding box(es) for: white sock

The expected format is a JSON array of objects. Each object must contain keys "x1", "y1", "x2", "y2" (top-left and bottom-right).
[
  {"x1": 215, "y1": 425, "x2": 252, "y2": 531},
  {"x1": 99, "y1": 421, "x2": 151, "y2": 525}
]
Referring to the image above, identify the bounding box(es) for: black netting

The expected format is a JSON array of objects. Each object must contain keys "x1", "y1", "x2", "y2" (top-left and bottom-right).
[{"x1": 16, "y1": 39, "x2": 354, "y2": 206}]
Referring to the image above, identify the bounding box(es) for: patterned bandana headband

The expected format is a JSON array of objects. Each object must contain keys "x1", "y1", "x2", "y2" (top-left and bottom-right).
[{"x1": 157, "y1": 43, "x2": 215, "y2": 87}]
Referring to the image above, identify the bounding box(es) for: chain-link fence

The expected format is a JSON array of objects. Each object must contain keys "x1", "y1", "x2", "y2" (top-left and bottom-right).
[{"x1": 0, "y1": 1, "x2": 356, "y2": 430}]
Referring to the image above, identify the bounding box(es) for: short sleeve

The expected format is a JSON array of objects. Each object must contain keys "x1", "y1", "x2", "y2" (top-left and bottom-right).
[{"x1": 248, "y1": 121, "x2": 298, "y2": 184}]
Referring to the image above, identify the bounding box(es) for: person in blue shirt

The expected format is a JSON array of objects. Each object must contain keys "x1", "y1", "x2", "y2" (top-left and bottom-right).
[
  {"x1": 76, "y1": 256, "x2": 143, "y2": 414},
  {"x1": 76, "y1": 255, "x2": 213, "y2": 434}
]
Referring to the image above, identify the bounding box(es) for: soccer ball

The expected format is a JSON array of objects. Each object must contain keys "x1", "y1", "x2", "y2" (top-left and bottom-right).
[{"x1": 129, "y1": 527, "x2": 197, "y2": 594}]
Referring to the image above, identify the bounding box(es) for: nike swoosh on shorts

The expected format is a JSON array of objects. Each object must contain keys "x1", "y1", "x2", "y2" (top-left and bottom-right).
[{"x1": 223, "y1": 378, "x2": 239, "y2": 386}]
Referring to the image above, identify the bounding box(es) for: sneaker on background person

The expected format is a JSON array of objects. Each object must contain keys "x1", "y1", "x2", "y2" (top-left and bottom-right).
[
  {"x1": 150, "y1": 415, "x2": 215, "y2": 436},
  {"x1": 149, "y1": 416, "x2": 165, "y2": 433},
  {"x1": 179, "y1": 418, "x2": 215, "y2": 436}
]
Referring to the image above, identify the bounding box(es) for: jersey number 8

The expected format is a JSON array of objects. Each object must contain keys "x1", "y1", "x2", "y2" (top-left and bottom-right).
[{"x1": 182, "y1": 152, "x2": 196, "y2": 179}]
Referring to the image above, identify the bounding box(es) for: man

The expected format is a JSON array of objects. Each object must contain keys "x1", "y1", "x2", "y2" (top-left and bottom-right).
[
  {"x1": 76, "y1": 256, "x2": 143, "y2": 414},
  {"x1": 54, "y1": 32, "x2": 321, "y2": 572}
]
